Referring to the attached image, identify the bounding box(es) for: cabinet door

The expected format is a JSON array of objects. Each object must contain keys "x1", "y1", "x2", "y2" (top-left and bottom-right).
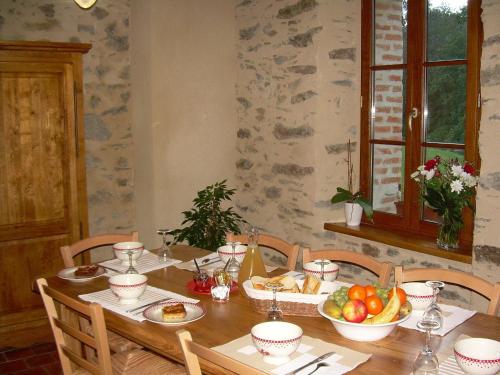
[{"x1": 0, "y1": 62, "x2": 81, "y2": 330}]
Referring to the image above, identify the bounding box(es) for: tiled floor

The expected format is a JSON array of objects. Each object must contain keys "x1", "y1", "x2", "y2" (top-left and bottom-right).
[{"x1": 0, "y1": 342, "x2": 62, "y2": 375}]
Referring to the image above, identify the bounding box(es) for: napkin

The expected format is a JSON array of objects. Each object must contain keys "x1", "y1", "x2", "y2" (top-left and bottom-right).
[
  {"x1": 99, "y1": 250, "x2": 182, "y2": 275},
  {"x1": 175, "y1": 253, "x2": 278, "y2": 275},
  {"x1": 399, "y1": 304, "x2": 476, "y2": 336},
  {"x1": 212, "y1": 334, "x2": 371, "y2": 375},
  {"x1": 78, "y1": 285, "x2": 198, "y2": 322}
]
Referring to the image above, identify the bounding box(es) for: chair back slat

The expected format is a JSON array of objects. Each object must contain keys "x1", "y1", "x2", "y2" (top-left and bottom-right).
[
  {"x1": 303, "y1": 248, "x2": 393, "y2": 287},
  {"x1": 60, "y1": 231, "x2": 139, "y2": 267},
  {"x1": 226, "y1": 232, "x2": 299, "y2": 271},
  {"x1": 394, "y1": 266, "x2": 500, "y2": 315},
  {"x1": 177, "y1": 329, "x2": 265, "y2": 375},
  {"x1": 37, "y1": 278, "x2": 114, "y2": 375}
]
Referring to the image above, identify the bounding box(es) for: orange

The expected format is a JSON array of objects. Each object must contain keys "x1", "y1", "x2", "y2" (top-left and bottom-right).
[
  {"x1": 348, "y1": 284, "x2": 366, "y2": 301},
  {"x1": 364, "y1": 285, "x2": 377, "y2": 298},
  {"x1": 365, "y1": 295, "x2": 384, "y2": 315},
  {"x1": 388, "y1": 287, "x2": 407, "y2": 305}
]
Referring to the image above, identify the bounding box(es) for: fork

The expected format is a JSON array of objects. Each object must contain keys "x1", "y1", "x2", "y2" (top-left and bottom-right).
[{"x1": 126, "y1": 297, "x2": 173, "y2": 313}]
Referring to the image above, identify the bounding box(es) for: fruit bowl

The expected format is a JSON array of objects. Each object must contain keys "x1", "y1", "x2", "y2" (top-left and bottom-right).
[
  {"x1": 454, "y1": 338, "x2": 500, "y2": 375},
  {"x1": 400, "y1": 282, "x2": 434, "y2": 311},
  {"x1": 318, "y1": 300, "x2": 411, "y2": 342}
]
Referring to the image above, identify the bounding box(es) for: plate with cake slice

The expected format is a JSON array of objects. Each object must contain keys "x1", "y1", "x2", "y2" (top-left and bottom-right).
[
  {"x1": 58, "y1": 265, "x2": 105, "y2": 282},
  {"x1": 142, "y1": 301, "x2": 206, "y2": 325}
]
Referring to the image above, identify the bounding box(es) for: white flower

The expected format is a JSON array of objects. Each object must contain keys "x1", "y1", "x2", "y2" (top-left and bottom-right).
[
  {"x1": 463, "y1": 174, "x2": 478, "y2": 188},
  {"x1": 410, "y1": 171, "x2": 420, "y2": 179},
  {"x1": 450, "y1": 180, "x2": 464, "y2": 193},
  {"x1": 451, "y1": 165, "x2": 463, "y2": 177},
  {"x1": 422, "y1": 169, "x2": 435, "y2": 180}
]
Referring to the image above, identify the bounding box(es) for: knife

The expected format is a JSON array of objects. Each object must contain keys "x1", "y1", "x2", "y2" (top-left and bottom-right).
[
  {"x1": 284, "y1": 351, "x2": 336, "y2": 375},
  {"x1": 125, "y1": 297, "x2": 173, "y2": 313}
]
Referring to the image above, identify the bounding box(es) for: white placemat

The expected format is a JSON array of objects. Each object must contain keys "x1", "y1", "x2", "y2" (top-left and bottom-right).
[
  {"x1": 175, "y1": 252, "x2": 278, "y2": 275},
  {"x1": 212, "y1": 334, "x2": 371, "y2": 375},
  {"x1": 399, "y1": 304, "x2": 476, "y2": 336},
  {"x1": 438, "y1": 354, "x2": 465, "y2": 375},
  {"x1": 99, "y1": 250, "x2": 181, "y2": 275},
  {"x1": 79, "y1": 285, "x2": 199, "y2": 322}
]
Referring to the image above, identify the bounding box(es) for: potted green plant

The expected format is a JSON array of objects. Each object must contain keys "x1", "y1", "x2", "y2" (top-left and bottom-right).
[
  {"x1": 171, "y1": 180, "x2": 246, "y2": 251},
  {"x1": 330, "y1": 140, "x2": 373, "y2": 226}
]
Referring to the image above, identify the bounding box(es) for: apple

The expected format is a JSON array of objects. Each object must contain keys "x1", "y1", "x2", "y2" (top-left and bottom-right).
[{"x1": 342, "y1": 299, "x2": 368, "y2": 323}]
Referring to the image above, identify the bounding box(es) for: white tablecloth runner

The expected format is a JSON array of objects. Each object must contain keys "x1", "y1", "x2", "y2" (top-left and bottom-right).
[
  {"x1": 175, "y1": 252, "x2": 278, "y2": 275},
  {"x1": 79, "y1": 285, "x2": 198, "y2": 322},
  {"x1": 99, "y1": 250, "x2": 181, "y2": 275},
  {"x1": 212, "y1": 334, "x2": 371, "y2": 375},
  {"x1": 399, "y1": 304, "x2": 476, "y2": 336}
]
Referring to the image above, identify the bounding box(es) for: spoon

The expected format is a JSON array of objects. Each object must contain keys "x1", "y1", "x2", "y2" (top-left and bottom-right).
[
  {"x1": 307, "y1": 362, "x2": 329, "y2": 375},
  {"x1": 193, "y1": 258, "x2": 201, "y2": 273}
]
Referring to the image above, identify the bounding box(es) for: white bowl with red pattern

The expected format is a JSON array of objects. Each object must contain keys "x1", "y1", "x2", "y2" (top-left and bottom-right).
[
  {"x1": 113, "y1": 242, "x2": 144, "y2": 266},
  {"x1": 251, "y1": 321, "x2": 302, "y2": 365},
  {"x1": 454, "y1": 338, "x2": 500, "y2": 375},
  {"x1": 303, "y1": 260, "x2": 339, "y2": 282},
  {"x1": 109, "y1": 274, "x2": 147, "y2": 305},
  {"x1": 217, "y1": 244, "x2": 247, "y2": 264},
  {"x1": 400, "y1": 282, "x2": 434, "y2": 310}
]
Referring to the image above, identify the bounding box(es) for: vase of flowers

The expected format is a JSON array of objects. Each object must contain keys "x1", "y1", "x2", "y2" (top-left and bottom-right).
[{"x1": 411, "y1": 156, "x2": 478, "y2": 250}]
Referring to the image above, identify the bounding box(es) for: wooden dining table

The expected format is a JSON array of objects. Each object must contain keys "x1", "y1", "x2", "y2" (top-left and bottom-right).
[{"x1": 45, "y1": 245, "x2": 500, "y2": 374}]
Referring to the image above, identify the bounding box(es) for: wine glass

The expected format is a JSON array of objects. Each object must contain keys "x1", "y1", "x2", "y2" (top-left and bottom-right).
[
  {"x1": 423, "y1": 281, "x2": 445, "y2": 331},
  {"x1": 317, "y1": 259, "x2": 329, "y2": 281},
  {"x1": 125, "y1": 250, "x2": 138, "y2": 274},
  {"x1": 157, "y1": 229, "x2": 173, "y2": 263},
  {"x1": 412, "y1": 319, "x2": 441, "y2": 375},
  {"x1": 265, "y1": 281, "x2": 283, "y2": 321},
  {"x1": 225, "y1": 241, "x2": 240, "y2": 281}
]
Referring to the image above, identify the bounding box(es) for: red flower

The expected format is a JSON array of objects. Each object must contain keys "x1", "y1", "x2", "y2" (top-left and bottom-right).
[
  {"x1": 424, "y1": 158, "x2": 438, "y2": 171},
  {"x1": 464, "y1": 162, "x2": 475, "y2": 175}
]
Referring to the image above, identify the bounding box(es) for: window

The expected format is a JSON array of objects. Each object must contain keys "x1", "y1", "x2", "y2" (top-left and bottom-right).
[{"x1": 360, "y1": 0, "x2": 481, "y2": 251}]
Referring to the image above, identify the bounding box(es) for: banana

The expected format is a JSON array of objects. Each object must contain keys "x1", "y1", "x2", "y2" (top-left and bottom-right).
[{"x1": 362, "y1": 287, "x2": 401, "y2": 324}]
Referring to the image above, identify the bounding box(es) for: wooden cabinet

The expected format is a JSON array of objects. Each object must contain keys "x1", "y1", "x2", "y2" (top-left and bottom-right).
[{"x1": 0, "y1": 41, "x2": 91, "y2": 346}]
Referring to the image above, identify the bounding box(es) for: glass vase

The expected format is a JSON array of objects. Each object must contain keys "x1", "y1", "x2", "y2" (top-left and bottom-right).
[{"x1": 436, "y1": 209, "x2": 461, "y2": 250}]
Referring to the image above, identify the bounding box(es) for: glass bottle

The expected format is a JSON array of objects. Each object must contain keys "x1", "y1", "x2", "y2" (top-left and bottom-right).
[{"x1": 238, "y1": 227, "x2": 268, "y2": 284}]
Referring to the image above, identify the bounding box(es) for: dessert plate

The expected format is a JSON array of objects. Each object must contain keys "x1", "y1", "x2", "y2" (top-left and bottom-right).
[
  {"x1": 143, "y1": 301, "x2": 205, "y2": 325},
  {"x1": 58, "y1": 266, "x2": 105, "y2": 282}
]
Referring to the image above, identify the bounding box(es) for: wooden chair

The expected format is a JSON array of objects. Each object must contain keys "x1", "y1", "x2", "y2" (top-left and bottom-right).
[
  {"x1": 394, "y1": 266, "x2": 500, "y2": 316},
  {"x1": 60, "y1": 232, "x2": 139, "y2": 268},
  {"x1": 226, "y1": 232, "x2": 299, "y2": 271},
  {"x1": 37, "y1": 278, "x2": 186, "y2": 375},
  {"x1": 176, "y1": 330, "x2": 265, "y2": 375},
  {"x1": 60, "y1": 232, "x2": 141, "y2": 354},
  {"x1": 302, "y1": 248, "x2": 393, "y2": 288}
]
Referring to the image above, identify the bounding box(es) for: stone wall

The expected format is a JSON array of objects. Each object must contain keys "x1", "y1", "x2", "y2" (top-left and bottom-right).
[
  {"x1": 234, "y1": 0, "x2": 500, "y2": 313},
  {"x1": 0, "y1": 0, "x2": 135, "y2": 251}
]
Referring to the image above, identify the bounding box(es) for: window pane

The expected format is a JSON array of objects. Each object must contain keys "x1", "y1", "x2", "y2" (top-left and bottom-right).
[
  {"x1": 427, "y1": 0, "x2": 467, "y2": 61},
  {"x1": 372, "y1": 144, "x2": 404, "y2": 214},
  {"x1": 424, "y1": 65, "x2": 466, "y2": 144},
  {"x1": 372, "y1": 69, "x2": 406, "y2": 141},
  {"x1": 421, "y1": 147, "x2": 464, "y2": 222},
  {"x1": 373, "y1": 0, "x2": 407, "y2": 65}
]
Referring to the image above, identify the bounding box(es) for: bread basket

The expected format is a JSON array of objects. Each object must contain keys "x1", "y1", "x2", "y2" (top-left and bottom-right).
[{"x1": 242, "y1": 279, "x2": 346, "y2": 317}]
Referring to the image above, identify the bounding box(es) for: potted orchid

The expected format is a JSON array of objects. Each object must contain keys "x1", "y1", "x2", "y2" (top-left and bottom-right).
[
  {"x1": 330, "y1": 140, "x2": 373, "y2": 226},
  {"x1": 411, "y1": 156, "x2": 479, "y2": 249}
]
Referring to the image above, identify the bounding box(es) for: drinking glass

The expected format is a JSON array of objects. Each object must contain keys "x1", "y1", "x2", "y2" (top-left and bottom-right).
[
  {"x1": 125, "y1": 250, "x2": 138, "y2": 274},
  {"x1": 157, "y1": 229, "x2": 173, "y2": 262},
  {"x1": 225, "y1": 241, "x2": 241, "y2": 281},
  {"x1": 423, "y1": 281, "x2": 445, "y2": 330},
  {"x1": 412, "y1": 320, "x2": 441, "y2": 375},
  {"x1": 265, "y1": 281, "x2": 283, "y2": 321}
]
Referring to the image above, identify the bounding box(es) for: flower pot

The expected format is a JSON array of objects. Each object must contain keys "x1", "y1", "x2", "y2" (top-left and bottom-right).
[{"x1": 345, "y1": 202, "x2": 363, "y2": 226}]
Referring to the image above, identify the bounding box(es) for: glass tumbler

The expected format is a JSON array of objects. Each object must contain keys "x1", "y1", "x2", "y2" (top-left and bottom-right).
[{"x1": 211, "y1": 269, "x2": 232, "y2": 302}]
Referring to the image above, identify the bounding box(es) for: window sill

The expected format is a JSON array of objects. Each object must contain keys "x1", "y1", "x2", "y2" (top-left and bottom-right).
[{"x1": 323, "y1": 222, "x2": 472, "y2": 264}]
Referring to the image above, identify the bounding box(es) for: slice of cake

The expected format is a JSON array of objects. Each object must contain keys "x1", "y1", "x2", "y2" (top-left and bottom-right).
[
  {"x1": 162, "y1": 303, "x2": 187, "y2": 322},
  {"x1": 74, "y1": 265, "x2": 99, "y2": 277}
]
